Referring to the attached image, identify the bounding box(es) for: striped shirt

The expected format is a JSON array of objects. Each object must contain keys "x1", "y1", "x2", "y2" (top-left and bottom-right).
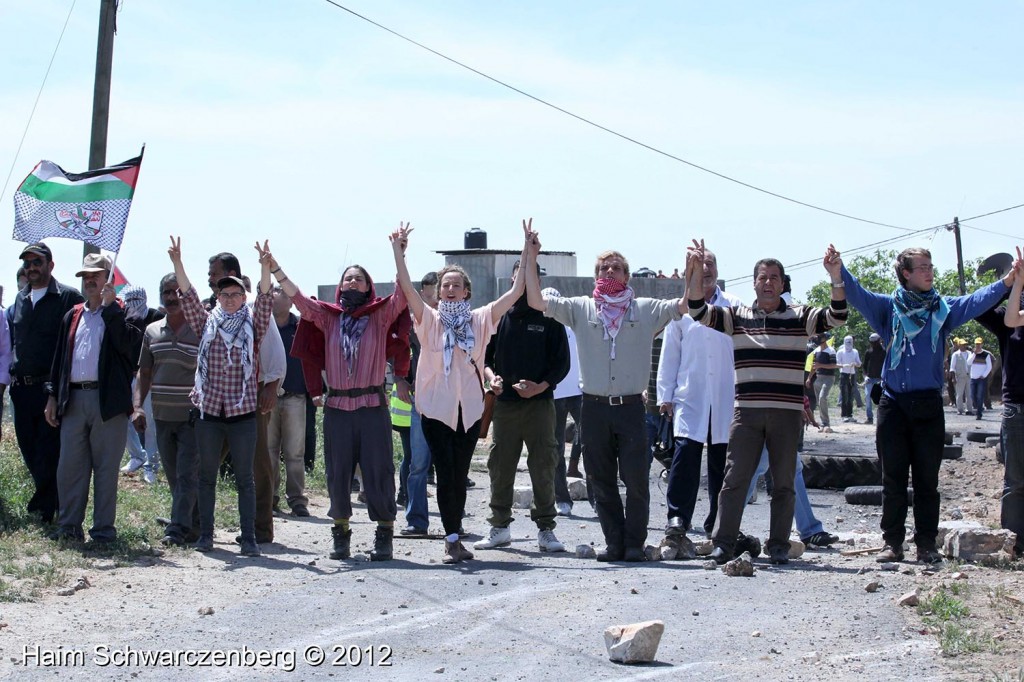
[
  {"x1": 689, "y1": 297, "x2": 846, "y2": 411},
  {"x1": 181, "y1": 286, "x2": 272, "y2": 418},
  {"x1": 139, "y1": 317, "x2": 200, "y2": 422}
]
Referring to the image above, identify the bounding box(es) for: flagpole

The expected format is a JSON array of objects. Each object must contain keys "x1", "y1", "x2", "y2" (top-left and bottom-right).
[
  {"x1": 84, "y1": 0, "x2": 118, "y2": 262},
  {"x1": 107, "y1": 251, "x2": 119, "y2": 285}
]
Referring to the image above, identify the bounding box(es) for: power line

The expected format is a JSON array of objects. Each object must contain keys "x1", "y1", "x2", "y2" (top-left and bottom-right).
[
  {"x1": 961, "y1": 223, "x2": 1022, "y2": 241},
  {"x1": 320, "y1": 0, "x2": 913, "y2": 233},
  {"x1": 0, "y1": 0, "x2": 78, "y2": 204}
]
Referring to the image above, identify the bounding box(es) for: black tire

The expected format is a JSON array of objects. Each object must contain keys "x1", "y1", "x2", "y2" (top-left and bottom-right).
[
  {"x1": 844, "y1": 485, "x2": 914, "y2": 506},
  {"x1": 942, "y1": 444, "x2": 963, "y2": 460},
  {"x1": 966, "y1": 430, "x2": 1000, "y2": 443},
  {"x1": 802, "y1": 455, "x2": 882, "y2": 489}
]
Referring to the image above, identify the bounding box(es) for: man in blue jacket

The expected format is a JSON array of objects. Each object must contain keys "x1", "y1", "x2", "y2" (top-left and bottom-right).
[{"x1": 836, "y1": 245, "x2": 1014, "y2": 564}]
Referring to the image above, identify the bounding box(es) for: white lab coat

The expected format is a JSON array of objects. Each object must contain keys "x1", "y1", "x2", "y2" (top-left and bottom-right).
[{"x1": 656, "y1": 288, "x2": 739, "y2": 444}]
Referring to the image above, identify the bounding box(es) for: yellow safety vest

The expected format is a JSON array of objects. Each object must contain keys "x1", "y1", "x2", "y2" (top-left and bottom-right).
[{"x1": 390, "y1": 386, "x2": 411, "y2": 427}]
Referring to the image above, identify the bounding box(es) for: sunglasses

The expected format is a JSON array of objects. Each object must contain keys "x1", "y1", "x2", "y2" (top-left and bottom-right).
[{"x1": 22, "y1": 257, "x2": 44, "y2": 268}]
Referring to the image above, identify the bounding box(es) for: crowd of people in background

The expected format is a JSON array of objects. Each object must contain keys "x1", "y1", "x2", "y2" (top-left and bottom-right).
[{"x1": 1, "y1": 229, "x2": 1021, "y2": 567}]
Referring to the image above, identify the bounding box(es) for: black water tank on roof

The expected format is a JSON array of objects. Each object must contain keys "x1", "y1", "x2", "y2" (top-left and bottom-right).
[{"x1": 464, "y1": 227, "x2": 487, "y2": 249}]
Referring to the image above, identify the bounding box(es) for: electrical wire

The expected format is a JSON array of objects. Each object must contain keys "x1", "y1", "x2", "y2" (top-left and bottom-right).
[
  {"x1": 961, "y1": 223, "x2": 1022, "y2": 241},
  {"x1": 320, "y1": 0, "x2": 915, "y2": 233},
  {"x1": 0, "y1": 0, "x2": 78, "y2": 205}
]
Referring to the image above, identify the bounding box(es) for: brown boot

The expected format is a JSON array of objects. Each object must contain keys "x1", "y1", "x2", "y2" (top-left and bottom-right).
[
  {"x1": 876, "y1": 544, "x2": 904, "y2": 562},
  {"x1": 566, "y1": 456, "x2": 582, "y2": 479},
  {"x1": 442, "y1": 540, "x2": 474, "y2": 564}
]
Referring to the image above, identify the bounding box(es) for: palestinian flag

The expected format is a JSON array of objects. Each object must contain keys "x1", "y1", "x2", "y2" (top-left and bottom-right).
[
  {"x1": 13, "y1": 153, "x2": 143, "y2": 253},
  {"x1": 112, "y1": 265, "x2": 129, "y2": 294}
]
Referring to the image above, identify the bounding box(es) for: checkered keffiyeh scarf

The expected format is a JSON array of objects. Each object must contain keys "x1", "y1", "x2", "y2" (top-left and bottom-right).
[
  {"x1": 120, "y1": 284, "x2": 148, "y2": 320},
  {"x1": 438, "y1": 300, "x2": 474, "y2": 377},
  {"x1": 593, "y1": 278, "x2": 634, "y2": 359},
  {"x1": 194, "y1": 304, "x2": 255, "y2": 416}
]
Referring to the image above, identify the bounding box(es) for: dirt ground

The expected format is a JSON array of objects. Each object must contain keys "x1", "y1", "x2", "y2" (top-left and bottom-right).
[{"x1": 0, "y1": 403, "x2": 1021, "y2": 681}]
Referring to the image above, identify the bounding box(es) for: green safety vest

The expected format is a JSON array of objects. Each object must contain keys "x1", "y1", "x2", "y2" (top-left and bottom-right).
[{"x1": 390, "y1": 386, "x2": 411, "y2": 427}]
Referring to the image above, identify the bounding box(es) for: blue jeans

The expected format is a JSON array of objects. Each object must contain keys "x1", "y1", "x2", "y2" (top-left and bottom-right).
[
  {"x1": 125, "y1": 389, "x2": 159, "y2": 474},
  {"x1": 395, "y1": 426, "x2": 411, "y2": 497},
  {"x1": 864, "y1": 378, "x2": 881, "y2": 422},
  {"x1": 971, "y1": 378, "x2": 987, "y2": 418},
  {"x1": 745, "y1": 446, "x2": 824, "y2": 540},
  {"x1": 1000, "y1": 403, "x2": 1024, "y2": 554},
  {"x1": 404, "y1": 403, "x2": 432, "y2": 531},
  {"x1": 644, "y1": 411, "x2": 660, "y2": 464}
]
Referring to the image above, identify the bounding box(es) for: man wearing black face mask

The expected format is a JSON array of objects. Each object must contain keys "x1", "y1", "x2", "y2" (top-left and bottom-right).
[{"x1": 476, "y1": 260, "x2": 571, "y2": 553}]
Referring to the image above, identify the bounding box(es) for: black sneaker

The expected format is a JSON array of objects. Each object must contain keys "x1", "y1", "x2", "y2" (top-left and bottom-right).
[
  {"x1": 465, "y1": 477, "x2": 476, "y2": 489},
  {"x1": 768, "y1": 546, "x2": 789, "y2": 565},
  {"x1": 803, "y1": 531, "x2": 839, "y2": 548},
  {"x1": 291, "y1": 504, "x2": 310, "y2": 518}
]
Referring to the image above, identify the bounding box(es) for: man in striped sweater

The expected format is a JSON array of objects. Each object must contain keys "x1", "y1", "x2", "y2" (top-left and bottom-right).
[{"x1": 685, "y1": 241, "x2": 847, "y2": 565}]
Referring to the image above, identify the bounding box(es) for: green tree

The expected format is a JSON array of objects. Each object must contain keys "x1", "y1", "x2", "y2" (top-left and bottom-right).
[{"x1": 803, "y1": 249, "x2": 1003, "y2": 361}]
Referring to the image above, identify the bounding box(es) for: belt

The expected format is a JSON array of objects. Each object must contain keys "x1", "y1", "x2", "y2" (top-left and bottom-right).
[
  {"x1": 582, "y1": 392, "x2": 643, "y2": 406},
  {"x1": 280, "y1": 391, "x2": 305, "y2": 399},
  {"x1": 326, "y1": 384, "x2": 386, "y2": 401},
  {"x1": 15, "y1": 374, "x2": 49, "y2": 386},
  {"x1": 69, "y1": 381, "x2": 100, "y2": 390}
]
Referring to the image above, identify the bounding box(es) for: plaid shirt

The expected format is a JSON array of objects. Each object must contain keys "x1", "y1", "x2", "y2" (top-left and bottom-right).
[{"x1": 180, "y1": 286, "x2": 272, "y2": 418}]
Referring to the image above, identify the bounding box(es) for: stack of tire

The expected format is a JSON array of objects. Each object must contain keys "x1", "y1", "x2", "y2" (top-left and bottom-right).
[{"x1": 802, "y1": 432, "x2": 964, "y2": 505}]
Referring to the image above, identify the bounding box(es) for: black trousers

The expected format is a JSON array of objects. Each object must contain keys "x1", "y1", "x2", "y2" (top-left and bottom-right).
[
  {"x1": 421, "y1": 411, "x2": 480, "y2": 536},
  {"x1": 876, "y1": 389, "x2": 945, "y2": 549},
  {"x1": 666, "y1": 436, "x2": 726, "y2": 534},
  {"x1": 10, "y1": 382, "x2": 61, "y2": 522},
  {"x1": 839, "y1": 374, "x2": 857, "y2": 418},
  {"x1": 580, "y1": 400, "x2": 650, "y2": 550}
]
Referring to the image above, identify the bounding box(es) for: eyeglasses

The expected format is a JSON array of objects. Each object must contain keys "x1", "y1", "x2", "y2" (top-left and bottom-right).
[
  {"x1": 911, "y1": 264, "x2": 935, "y2": 272},
  {"x1": 22, "y1": 257, "x2": 44, "y2": 268},
  {"x1": 160, "y1": 289, "x2": 178, "y2": 297},
  {"x1": 218, "y1": 291, "x2": 245, "y2": 301}
]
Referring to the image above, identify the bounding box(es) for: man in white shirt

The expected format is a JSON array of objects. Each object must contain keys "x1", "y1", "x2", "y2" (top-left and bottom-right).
[
  {"x1": 968, "y1": 337, "x2": 994, "y2": 420},
  {"x1": 947, "y1": 338, "x2": 973, "y2": 415},
  {"x1": 657, "y1": 250, "x2": 739, "y2": 540},
  {"x1": 836, "y1": 335, "x2": 862, "y2": 423}
]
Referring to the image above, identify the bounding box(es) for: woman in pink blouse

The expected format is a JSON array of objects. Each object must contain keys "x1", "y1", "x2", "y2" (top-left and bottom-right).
[
  {"x1": 390, "y1": 221, "x2": 533, "y2": 563},
  {"x1": 264, "y1": 243, "x2": 408, "y2": 562}
]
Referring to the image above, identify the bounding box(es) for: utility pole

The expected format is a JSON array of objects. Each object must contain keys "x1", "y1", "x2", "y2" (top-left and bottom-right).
[
  {"x1": 952, "y1": 216, "x2": 966, "y2": 295},
  {"x1": 84, "y1": 0, "x2": 118, "y2": 259}
]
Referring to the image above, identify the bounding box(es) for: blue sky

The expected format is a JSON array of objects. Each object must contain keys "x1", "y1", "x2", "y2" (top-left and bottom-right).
[{"x1": 2, "y1": 1, "x2": 1022, "y2": 303}]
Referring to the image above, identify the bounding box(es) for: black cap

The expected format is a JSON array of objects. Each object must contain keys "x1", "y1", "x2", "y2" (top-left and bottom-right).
[
  {"x1": 19, "y1": 243, "x2": 52, "y2": 260},
  {"x1": 216, "y1": 275, "x2": 246, "y2": 291}
]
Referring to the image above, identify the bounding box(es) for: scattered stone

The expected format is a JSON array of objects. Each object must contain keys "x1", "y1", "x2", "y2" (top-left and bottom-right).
[
  {"x1": 941, "y1": 527, "x2": 1018, "y2": 563},
  {"x1": 950, "y1": 572, "x2": 968, "y2": 580},
  {"x1": 692, "y1": 611, "x2": 699, "y2": 616},
  {"x1": 660, "y1": 534, "x2": 696, "y2": 560},
  {"x1": 857, "y1": 567, "x2": 871, "y2": 574},
  {"x1": 802, "y1": 652, "x2": 820, "y2": 662},
  {"x1": 434, "y1": 666, "x2": 445, "y2": 673},
  {"x1": 604, "y1": 620, "x2": 665, "y2": 663},
  {"x1": 899, "y1": 566, "x2": 916, "y2": 575},
  {"x1": 1003, "y1": 594, "x2": 1023, "y2": 606},
  {"x1": 721, "y1": 552, "x2": 755, "y2": 577},
  {"x1": 352, "y1": 553, "x2": 369, "y2": 561},
  {"x1": 512, "y1": 487, "x2": 534, "y2": 509},
  {"x1": 835, "y1": 516, "x2": 844, "y2": 523},
  {"x1": 897, "y1": 592, "x2": 919, "y2": 607},
  {"x1": 198, "y1": 606, "x2": 214, "y2": 616},
  {"x1": 865, "y1": 581, "x2": 881, "y2": 593},
  {"x1": 694, "y1": 540, "x2": 714, "y2": 556},
  {"x1": 566, "y1": 478, "x2": 588, "y2": 501},
  {"x1": 355, "y1": 577, "x2": 365, "y2": 583},
  {"x1": 149, "y1": 547, "x2": 165, "y2": 557},
  {"x1": 575, "y1": 544, "x2": 597, "y2": 559},
  {"x1": 380, "y1": 609, "x2": 388, "y2": 615},
  {"x1": 949, "y1": 508, "x2": 963, "y2": 520},
  {"x1": 702, "y1": 560, "x2": 717, "y2": 570},
  {"x1": 751, "y1": 630, "x2": 762, "y2": 637},
  {"x1": 57, "y1": 576, "x2": 91, "y2": 596},
  {"x1": 788, "y1": 539, "x2": 805, "y2": 559},
  {"x1": 644, "y1": 545, "x2": 662, "y2": 561},
  {"x1": 879, "y1": 562, "x2": 900, "y2": 572}
]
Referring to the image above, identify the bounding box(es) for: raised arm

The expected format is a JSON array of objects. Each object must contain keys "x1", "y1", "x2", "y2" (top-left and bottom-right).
[
  {"x1": 390, "y1": 222, "x2": 422, "y2": 324},
  {"x1": 258, "y1": 242, "x2": 299, "y2": 299},
  {"x1": 1003, "y1": 248, "x2": 1024, "y2": 328},
  {"x1": 167, "y1": 236, "x2": 193, "y2": 294},
  {"x1": 524, "y1": 219, "x2": 546, "y2": 312},
  {"x1": 255, "y1": 240, "x2": 273, "y2": 295},
  {"x1": 823, "y1": 243, "x2": 847, "y2": 305},
  {"x1": 489, "y1": 219, "x2": 531, "y2": 324}
]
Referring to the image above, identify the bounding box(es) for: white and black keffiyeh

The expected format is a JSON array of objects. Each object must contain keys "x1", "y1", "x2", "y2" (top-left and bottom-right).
[
  {"x1": 438, "y1": 300, "x2": 474, "y2": 377},
  {"x1": 194, "y1": 304, "x2": 255, "y2": 416}
]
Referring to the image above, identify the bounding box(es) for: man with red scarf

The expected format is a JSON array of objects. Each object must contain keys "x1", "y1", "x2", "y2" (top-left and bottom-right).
[
  {"x1": 524, "y1": 235, "x2": 688, "y2": 563},
  {"x1": 263, "y1": 249, "x2": 408, "y2": 562}
]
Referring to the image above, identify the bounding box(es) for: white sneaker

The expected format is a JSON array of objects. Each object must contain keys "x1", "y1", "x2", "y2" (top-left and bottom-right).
[
  {"x1": 556, "y1": 502, "x2": 572, "y2": 517},
  {"x1": 473, "y1": 526, "x2": 512, "y2": 550},
  {"x1": 537, "y1": 529, "x2": 565, "y2": 552},
  {"x1": 120, "y1": 457, "x2": 144, "y2": 474},
  {"x1": 142, "y1": 468, "x2": 157, "y2": 484}
]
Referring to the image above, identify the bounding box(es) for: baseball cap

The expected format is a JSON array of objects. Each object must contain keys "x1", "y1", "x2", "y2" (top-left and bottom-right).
[
  {"x1": 19, "y1": 243, "x2": 52, "y2": 260},
  {"x1": 975, "y1": 337, "x2": 983, "y2": 344},
  {"x1": 869, "y1": 333, "x2": 880, "y2": 342},
  {"x1": 75, "y1": 253, "x2": 113, "y2": 277},
  {"x1": 217, "y1": 275, "x2": 246, "y2": 291}
]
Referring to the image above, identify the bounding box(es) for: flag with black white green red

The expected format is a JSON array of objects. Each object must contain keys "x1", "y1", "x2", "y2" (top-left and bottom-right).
[{"x1": 12, "y1": 153, "x2": 143, "y2": 253}]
